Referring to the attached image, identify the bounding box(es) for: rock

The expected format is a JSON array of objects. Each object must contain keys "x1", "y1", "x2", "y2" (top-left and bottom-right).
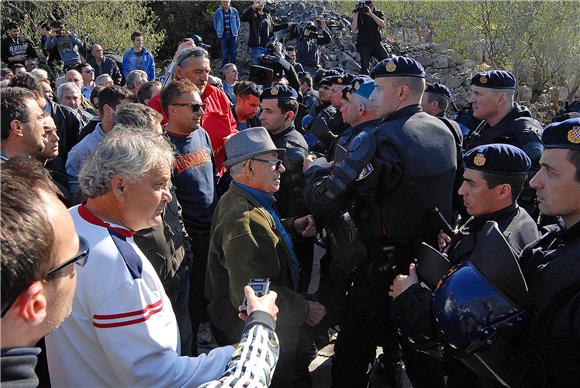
[
  {"x1": 559, "y1": 87, "x2": 568, "y2": 101},
  {"x1": 518, "y1": 85, "x2": 532, "y2": 103},
  {"x1": 344, "y1": 59, "x2": 361, "y2": 73},
  {"x1": 446, "y1": 76, "x2": 463, "y2": 89},
  {"x1": 538, "y1": 93, "x2": 550, "y2": 104},
  {"x1": 433, "y1": 55, "x2": 449, "y2": 69}
]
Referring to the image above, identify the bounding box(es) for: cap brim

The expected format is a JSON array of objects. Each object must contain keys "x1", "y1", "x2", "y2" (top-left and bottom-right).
[{"x1": 223, "y1": 148, "x2": 285, "y2": 168}]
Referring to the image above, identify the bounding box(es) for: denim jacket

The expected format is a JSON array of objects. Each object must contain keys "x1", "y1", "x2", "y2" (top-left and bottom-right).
[
  {"x1": 213, "y1": 7, "x2": 240, "y2": 38},
  {"x1": 122, "y1": 47, "x2": 155, "y2": 80}
]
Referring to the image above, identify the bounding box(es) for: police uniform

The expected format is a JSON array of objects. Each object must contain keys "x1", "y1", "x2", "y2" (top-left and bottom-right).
[
  {"x1": 464, "y1": 70, "x2": 544, "y2": 216},
  {"x1": 304, "y1": 56, "x2": 457, "y2": 388},
  {"x1": 304, "y1": 76, "x2": 350, "y2": 156},
  {"x1": 425, "y1": 82, "x2": 466, "y2": 221},
  {"x1": 392, "y1": 144, "x2": 539, "y2": 388},
  {"x1": 517, "y1": 119, "x2": 580, "y2": 387}
]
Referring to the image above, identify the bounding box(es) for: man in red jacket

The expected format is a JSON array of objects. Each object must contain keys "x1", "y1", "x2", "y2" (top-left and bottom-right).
[{"x1": 149, "y1": 47, "x2": 237, "y2": 172}]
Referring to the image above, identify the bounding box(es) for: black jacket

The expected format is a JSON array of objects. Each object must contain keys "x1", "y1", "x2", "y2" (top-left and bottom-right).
[
  {"x1": 240, "y1": 6, "x2": 287, "y2": 48},
  {"x1": 44, "y1": 98, "x2": 82, "y2": 202},
  {"x1": 296, "y1": 29, "x2": 331, "y2": 68},
  {"x1": 1, "y1": 35, "x2": 37, "y2": 66},
  {"x1": 518, "y1": 221, "x2": 580, "y2": 387},
  {"x1": 270, "y1": 125, "x2": 309, "y2": 218},
  {"x1": 88, "y1": 56, "x2": 122, "y2": 85}
]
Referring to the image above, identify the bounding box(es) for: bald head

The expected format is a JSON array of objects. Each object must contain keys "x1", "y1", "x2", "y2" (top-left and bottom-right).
[{"x1": 65, "y1": 70, "x2": 83, "y2": 90}]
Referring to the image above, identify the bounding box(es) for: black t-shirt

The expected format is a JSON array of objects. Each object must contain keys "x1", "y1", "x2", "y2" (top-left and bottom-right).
[{"x1": 356, "y1": 9, "x2": 384, "y2": 47}]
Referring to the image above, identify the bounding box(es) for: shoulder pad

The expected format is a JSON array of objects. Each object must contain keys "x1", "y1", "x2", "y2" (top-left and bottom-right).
[{"x1": 347, "y1": 130, "x2": 374, "y2": 159}]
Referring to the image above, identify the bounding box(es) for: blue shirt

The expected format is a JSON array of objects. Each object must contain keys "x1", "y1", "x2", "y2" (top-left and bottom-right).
[
  {"x1": 66, "y1": 122, "x2": 105, "y2": 194},
  {"x1": 235, "y1": 181, "x2": 300, "y2": 289}
]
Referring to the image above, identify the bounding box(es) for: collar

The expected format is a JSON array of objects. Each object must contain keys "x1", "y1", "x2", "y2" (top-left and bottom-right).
[
  {"x1": 44, "y1": 98, "x2": 53, "y2": 114},
  {"x1": 202, "y1": 83, "x2": 215, "y2": 100},
  {"x1": 270, "y1": 124, "x2": 295, "y2": 142},
  {"x1": 557, "y1": 220, "x2": 580, "y2": 242},
  {"x1": 461, "y1": 203, "x2": 518, "y2": 233},
  {"x1": 382, "y1": 104, "x2": 422, "y2": 122},
  {"x1": 234, "y1": 181, "x2": 275, "y2": 209},
  {"x1": 78, "y1": 203, "x2": 135, "y2": 237}
]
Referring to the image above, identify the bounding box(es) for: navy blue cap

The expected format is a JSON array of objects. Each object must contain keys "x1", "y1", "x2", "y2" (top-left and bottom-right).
[
  {"x1": 341, "y1": 85, "x2": 353, "y2": 100},
  {"x1": 318, "y1": 76, "x2": 333, "y2": 87},
  {"x1": 260, "y1": 85, "x2": 298, "y2": 101},
  {"x1": 464, "y1": 144, "x2": 531, "y2": 175},
  {"x1": 471, "y1": 70, "x2": 516, "y2": 89},
  {"x1": 350, "y1": 76, "x2": 375, "y2": 99},
  {"x1": 425, "y1": 82, "x2": 452, "y2": 100},
  {"x1": 327, "y1": 74, "x2": 354, "y2": 86},
  {"x1": 542, "y1": 118, "x2": 580, "y2": 151},
  {"x1": 370, "y1": 55, "x2": 425, "y2": 79}
]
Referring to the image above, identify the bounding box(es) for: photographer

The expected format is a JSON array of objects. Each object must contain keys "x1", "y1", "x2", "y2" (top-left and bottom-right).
[
  {"x1": 44, "y1": 21, "x2": 84, "y2": 71},
  {"x1": 254, "y1": 41, "x2": 301, "y2": 94},
  {"x1": 241, "y1": 0, "x2": 288, "y2": 63},
  {"x1": 296, "y1": 20, "x2": 331, "y2": 77},
  {"x1": 351, "y1": 0, "x2": 387, "y2": 74}
]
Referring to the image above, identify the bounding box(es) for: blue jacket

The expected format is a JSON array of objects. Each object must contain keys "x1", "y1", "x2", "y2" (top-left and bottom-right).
[
  {"x1": 213, "y1": 7, "x2": 240, "y2": 38},
  {"x1": 122, "y1": 47, "x2": 155, "y2": 80}
]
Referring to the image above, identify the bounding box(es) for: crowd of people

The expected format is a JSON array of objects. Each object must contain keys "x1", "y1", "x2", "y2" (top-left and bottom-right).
[{"x1": 1, "y1": 1, "x2": 579, "y2": 387}]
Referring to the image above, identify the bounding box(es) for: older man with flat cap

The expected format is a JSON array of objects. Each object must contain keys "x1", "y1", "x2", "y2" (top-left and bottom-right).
[
  {"x1": 515, "y1": 118, "x2": 580, "y2": 387},
  {"x1": 304, "y1": 55, "x2": 457, "y2": 388},
  {"x1": 465, "y1": 70, "x2": 544, "y2": 216},
  {"x1": 206, "y1": 126, "x2": 325, "y2": 387},
  {"x1": 389, "y1": 143, "x2": 539, "y2": 387}
]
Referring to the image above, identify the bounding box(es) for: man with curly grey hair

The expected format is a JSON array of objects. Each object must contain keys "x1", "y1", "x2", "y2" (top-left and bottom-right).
[{"x1": 45, "y1": 127, "x2": 232, "y2": 386}]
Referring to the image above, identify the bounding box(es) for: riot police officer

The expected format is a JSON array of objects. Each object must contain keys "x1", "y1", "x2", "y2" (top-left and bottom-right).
[
  {"x1": 389, "y1": 143, "x2": 540, "y2": 387},
  {"x1": 465, "y1": 70, "x2": 544, "y2": 216},
  {"x1": 304, "y1": 55, "x2": 458, "y2": 388},
  {"x1": 516, "y1": 118, "x2": 580, "y2": 387}
]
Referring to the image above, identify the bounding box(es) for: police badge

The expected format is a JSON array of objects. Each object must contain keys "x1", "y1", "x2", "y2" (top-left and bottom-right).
[
  {"x1": 473, "y1": 153, "x2": 486, "y2": 166},
  {"x1": 567, "y1": 126, "x2": 580, "y2": 144}
]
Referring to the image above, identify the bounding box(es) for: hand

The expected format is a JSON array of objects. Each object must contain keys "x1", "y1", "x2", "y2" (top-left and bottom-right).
[
  {"x1": 305, "y1": 301, "x2": 327, "y2": 326},
  {"x1": 388, "y1": 263, "x2": 418, "y2": 299},
  {"x1": 364, "y1": 5, "x2": 372, "y2": 14},
  {"x1": 294, "y1": 215, "x2": 317, "y2": 237},
  {"x1": 238, "y1": 285, "x2": 279, "y2": 321},
  {"x1": 303, "y1": 156, "x2": 330, "y2": 172},
  {"x1": 174, "y1": 38, "x2": 195, "y2": 59},
  {"x1": 303, "y1": 154, "x2": 317, "y2": 172},
  {"x1": 437, "y1": 229, "x2": 457, "y2": 252}
]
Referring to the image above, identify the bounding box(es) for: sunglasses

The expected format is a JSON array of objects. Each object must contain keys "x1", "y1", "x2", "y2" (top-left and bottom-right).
[
  {"x1": 83, "y1": 68, "x2": 95, "y2": 74},
  {"x1": 172, "y1": 102, "x2": 206, "y2": 113},
  {"x1": 0, "y1": 236, "x2": 89, "y2": 318},
  {"x1": 251, "y1": 158, "x2": 283, "y2": 170}
]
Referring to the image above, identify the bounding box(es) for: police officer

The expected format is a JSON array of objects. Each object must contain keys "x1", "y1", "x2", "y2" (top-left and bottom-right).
[
  {"x1": 313, "y1": 76, "x2": 379, "y2": 349},
  {"x1": 304, "y1": 75, "x2": 349, "y2": 156},
  {"x1": 516, "y1": 118, "x2": 580, "y2": 387},
  {"x1": 389, "y1": 143, "x2": 540, "y2": 387},
  {"x1": 304, "y1": 55, "x2": 457, "y2": 388},
  {"x1": 464, "y1": 70, "x2": 544, "y2": 216},
  {"x1": 422, "y1": 82, "x2": 466, "y2": 220}
]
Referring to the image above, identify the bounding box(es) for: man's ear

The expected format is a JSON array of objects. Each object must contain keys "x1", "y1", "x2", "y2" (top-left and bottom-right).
[
  {"x1": 14, "y1": 281, "x2": 48, "y2": 326},
  {"x1": 9, "y1": 119, "x2": 24, "y2": 136},
  {"x1": 496, "y1": 183, "x2": 512, "y2": 201},
  {"x1": 111, "y1": 175, "x2": 127, "y2": 200}
]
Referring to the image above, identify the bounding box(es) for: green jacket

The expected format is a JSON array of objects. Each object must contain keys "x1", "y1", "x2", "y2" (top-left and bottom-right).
[{"x1": 206, "y1": 182, "x2": 309, "y2": 342}]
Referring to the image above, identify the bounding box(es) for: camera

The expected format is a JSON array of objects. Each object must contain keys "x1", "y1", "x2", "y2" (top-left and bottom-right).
[
  {"x1": 240, "y1": 278, "x2": 271, "y2": 314},
  {"x1": 353, "y1": 0, "x2": 372, "y2": 13}
]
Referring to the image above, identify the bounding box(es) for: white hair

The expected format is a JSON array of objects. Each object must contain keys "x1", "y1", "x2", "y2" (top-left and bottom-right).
[
  {"x1": 79, "y1": 125, "x2": 174, "y2": 198},
  {"x1": 56, "y1": 81, "x2": 81, "y2": 102},
  {"x1": 126, "y1": 70, "x2": 148, "y2": 90},
  {"x1": 95, "y1": 74, "x2": 113, "y2": 86},
  {"x1": 30, "y1": 68, "x2": 49, "y2": 82}
]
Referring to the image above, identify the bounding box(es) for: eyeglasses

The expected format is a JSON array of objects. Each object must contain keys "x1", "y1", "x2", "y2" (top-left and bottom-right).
[
  {"x1": 251, "y1": 158, "x2": 283, "y2": 170},
  {"x1": 172, "y1": 102, "x2": 206, "y2": 113},
  {"x1": 83, "y1": 68, "x2": 95, "y2": 73},
  {"x1": 0, "y1": 236, "x2": 89, "y2": 318}
]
